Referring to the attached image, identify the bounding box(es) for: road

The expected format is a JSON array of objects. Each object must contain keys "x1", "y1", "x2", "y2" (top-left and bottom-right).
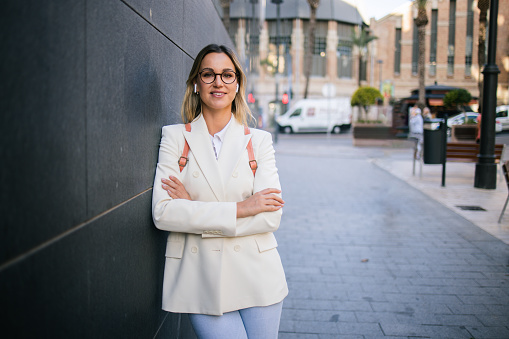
[{"x1": 272, "y1": 132, "x2": 509, "y2": 338}]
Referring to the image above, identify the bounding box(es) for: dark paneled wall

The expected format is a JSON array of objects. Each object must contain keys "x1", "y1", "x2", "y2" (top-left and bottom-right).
[{"x1": 0, "y1": 0, "x2": 232, "y2": 337}]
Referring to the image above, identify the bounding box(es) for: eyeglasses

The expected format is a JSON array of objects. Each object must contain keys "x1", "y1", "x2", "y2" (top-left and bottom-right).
[{"x1": 198, "y1": 69, "x2": 238, "y2": 84}]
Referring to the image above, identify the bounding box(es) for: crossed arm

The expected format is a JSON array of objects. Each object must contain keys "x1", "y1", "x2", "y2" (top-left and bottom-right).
[
  {"x1": 161, "y1": 176, "x2": 284, "y2": 218},
  {"x1": 152, "y1": 126, "x2": 284, "y2": 237}
]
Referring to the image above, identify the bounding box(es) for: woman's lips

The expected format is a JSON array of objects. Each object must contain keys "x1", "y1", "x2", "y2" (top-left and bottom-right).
[{"x1": 211, "y1": 92, "x2": 226, "y2": 98}]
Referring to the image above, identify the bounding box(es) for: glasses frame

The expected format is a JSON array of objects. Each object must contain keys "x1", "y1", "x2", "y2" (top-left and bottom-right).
[{"x1": 198, "y1": 69, "x2": 239, "y2": 85}]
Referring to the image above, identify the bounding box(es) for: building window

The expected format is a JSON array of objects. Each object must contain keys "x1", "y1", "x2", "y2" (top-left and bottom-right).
[
  {"x1": 412, "y1": 22, "x2": 418, "y2": 75},
  {"x1": 268, "y1": 20, "x2": 292, "y2": 76},
  {"x1": 429, "y1": 9, "x2": 438, "y2": 76},
  {"x1": 465, "y1": 0, "x2": 474, "y2": 76},
  {"x1": 304, "y1": 21, "x2": 328, "y2": 77},
  {"x1": 337, "y1": 42, "x2": 352, "y2": 78},
  {"x1": 448, "y1": 0, "x2": 456, "y2": 76},
  {"x1": 394, "y1": 28, "x2": 401, "y2": 74},
  {"x1": 248, "y1": 34, "x2": 260, "y2": 75},
  {"x1": 228, "y1": 20, "x2": 238, "y2": 48},
  {"x1": 337, "y1": 23, "x2": 352, "y2": 78}
]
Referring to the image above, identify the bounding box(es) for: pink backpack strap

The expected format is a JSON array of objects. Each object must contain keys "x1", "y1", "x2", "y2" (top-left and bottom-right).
[
  {"x1": 178, "y1": 123, "x2": 191, "y2": 172},
  {"x1": 244, "y1": 126, "x2": 257, "y2": 176}
]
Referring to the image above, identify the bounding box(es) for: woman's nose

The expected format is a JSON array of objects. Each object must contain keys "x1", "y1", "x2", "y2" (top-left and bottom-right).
[{"x1": 213, "y1": 74, "x2": 223, "y2": 86}]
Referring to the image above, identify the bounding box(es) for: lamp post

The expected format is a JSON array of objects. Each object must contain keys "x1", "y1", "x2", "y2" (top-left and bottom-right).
[
  {"x1": 271, "y1": 0, "x2": 283, "y2": 103},
  {"x1": 271, "y1": 0, "x2": 283, "y2": 143},
  {"x1": 377, "y1": 59, "x2": 383, "y2": 92},
  {"x1": 474, "y1": 0, "x2": 499, "y2": 189}
]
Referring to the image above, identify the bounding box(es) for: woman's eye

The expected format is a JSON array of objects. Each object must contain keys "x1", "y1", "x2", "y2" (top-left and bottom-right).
[
  {"x1": 202, "y1": 72, "x2": 214, "y2": 78},
  {"x1": 223, "y1": 72, "x2": 234, "y2": 79}
]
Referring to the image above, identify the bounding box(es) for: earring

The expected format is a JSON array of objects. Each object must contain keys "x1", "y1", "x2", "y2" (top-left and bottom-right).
[
  {"x1": 236, "y1": 84, "x2": 239, "y2": 93},
  {"x1": 194, "y1": 84, "x2": 197, "y2": 94}
]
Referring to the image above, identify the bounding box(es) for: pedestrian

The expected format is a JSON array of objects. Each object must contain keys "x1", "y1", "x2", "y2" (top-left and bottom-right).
[
  {"x1": 151, "y1": 44, "x2": 288, "y2": 339},
  {"x1": 409, "y1": 104, "x2": 424, "y2": 159},
  {"x1": 422, "y1": 106, "x2": 432, "y2": 120}
]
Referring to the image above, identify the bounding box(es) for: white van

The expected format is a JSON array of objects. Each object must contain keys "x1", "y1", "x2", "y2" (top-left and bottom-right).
[{"x1": 276, "y1": 98, "x2": 352, "y2": 134}]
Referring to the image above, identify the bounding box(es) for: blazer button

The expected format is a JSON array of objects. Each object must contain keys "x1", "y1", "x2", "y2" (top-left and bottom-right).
[
  {"x1": 193, "y1": 171, "x2": 199, "y2": 178},
  {"x1": 191, "y1": 246, "x2": 198, "y2": 253},
  {"x1": 234, "y1": 245, "x2": 241, "y2": 252},
  {"x1": 232, "y1": 172, "x2": 238, "y2": 178}
]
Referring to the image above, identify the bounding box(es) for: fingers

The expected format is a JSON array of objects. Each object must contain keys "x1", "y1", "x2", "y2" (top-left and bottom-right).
[
  {"x1": 258, "y1": 188, "x2": 282, "y2": 195},
  {"x1": 256, "y1": 190, "x2": 284, "y2": 205},
  {"x1": 161, "y1": 176, "x2": 191, "y2": 200}
]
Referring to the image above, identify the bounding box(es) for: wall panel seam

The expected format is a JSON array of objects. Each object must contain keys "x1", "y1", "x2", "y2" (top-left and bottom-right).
[
  {"x1": 0, "y1": 187, "x2": 153, "y2": 272},
  {"x1": 118, "y1": 0, "x2": 193, "y2": 59}
]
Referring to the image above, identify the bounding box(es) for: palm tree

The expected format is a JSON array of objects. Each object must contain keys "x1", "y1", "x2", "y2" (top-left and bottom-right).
[
  {"x1": 351, "y1": 28, "x2": 378, "y2": 87},
  {"x1": 477, "y1": 0, "x2": 489, "y2": 114},
  {"x1": 303, "y1": 0, "x2": 320, "y2": 98},
  {"x1": 415, "y1": 0, "x2": 428, "y2": 108}
]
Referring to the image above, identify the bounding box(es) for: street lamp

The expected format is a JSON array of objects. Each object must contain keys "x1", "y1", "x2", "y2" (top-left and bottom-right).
[
  {"x1": 271, "y1": 0, "x2": 283, "y2": 103},
  {"x1": 474, "y1": 0, "x2": 499, "y2": 189},
  {"x1": 271, "y1": 0, "x2": 283, "y2": 143}
]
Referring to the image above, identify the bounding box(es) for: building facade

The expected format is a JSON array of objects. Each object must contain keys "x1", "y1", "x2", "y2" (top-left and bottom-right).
[
  {"x1": 215, "y1": 0, "x2": 509, "y2": 123},
  {"x1": 370, "y1": 0, "x2": 509, "y2": 107},
  {"x1": 214, "y1": 0, "x2": 368, "y2": 124}
]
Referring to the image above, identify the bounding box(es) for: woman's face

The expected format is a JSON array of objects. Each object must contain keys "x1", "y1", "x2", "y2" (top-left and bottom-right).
[{"x1": 196, "y1": 52, "x2": 238, "y2": 115}]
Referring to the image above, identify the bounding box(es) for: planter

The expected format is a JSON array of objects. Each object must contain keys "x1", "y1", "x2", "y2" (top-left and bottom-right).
[
  {"x1": 352, "y1": 124, "x2": 412, "y2": 147},
  {"x1": 353, "y1": 125, "x2": 393, "y2": 139},
  {"x1": 450, "y1": 124, "x2": 477, "y2": 142}
]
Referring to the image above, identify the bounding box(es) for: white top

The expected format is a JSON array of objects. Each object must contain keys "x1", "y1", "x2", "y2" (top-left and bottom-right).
[
  {"x1": 409, "y1": 114, "x2": 424, "y2": 135},
  {"x1": 209, "y1": 115, "x2": 232, "y2": 159}
]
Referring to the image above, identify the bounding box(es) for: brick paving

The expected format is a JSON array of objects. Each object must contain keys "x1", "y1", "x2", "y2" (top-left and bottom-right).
[{"x1": 273, "y1": 134, "x2": 509, "y2": 339}]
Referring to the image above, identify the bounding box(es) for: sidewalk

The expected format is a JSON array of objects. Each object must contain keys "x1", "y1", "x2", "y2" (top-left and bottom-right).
[
  {"x1": 371, "y1": 148, "x2": 509, "y2": 245},
  {"x1": 274, "y1": 134, "x2": 509, "y2": 338}
]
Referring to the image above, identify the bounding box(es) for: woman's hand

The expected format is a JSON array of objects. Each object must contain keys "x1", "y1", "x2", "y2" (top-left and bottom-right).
[
  {"x1": 161, "y1": 176, "x2": 191, "y2": 200},
  {"x1": 236, "y1": 188, "x2": 284, "y2": 218}
]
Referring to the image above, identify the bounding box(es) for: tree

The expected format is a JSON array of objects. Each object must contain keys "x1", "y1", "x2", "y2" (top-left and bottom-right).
[
  {"x1": 477, "y1": 0, "x2": 489, "y2": 114},
  {"x1": 351, "y1": 87, "x2": 383, "y2": 121},
  {"x1": 415, "y1": 0, "x2": 428, "y2": 108},
  {"x1": 303, "y1": 0, "x2": 320, "y2": 98},
  {"x1": 443, "y1": 89, "x2": 473, "y2": 122},
  {"x1": 351, "y1": 28, "x2": 378, "y2": 87}
]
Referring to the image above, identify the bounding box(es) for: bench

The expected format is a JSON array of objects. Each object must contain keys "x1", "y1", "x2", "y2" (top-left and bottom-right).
[
  {"x1": 415, "y1": 142, "x2": 506, "y2": 185},
  {"x1": 446, "y1": 142, "x2": 504, "y2": 163},
  {"x1": 437, "y1": 142, "x2": 505, "y2": 187}
]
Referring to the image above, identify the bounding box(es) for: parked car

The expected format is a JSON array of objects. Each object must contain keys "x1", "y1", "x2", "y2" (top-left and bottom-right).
[
  {"x1": 446, "y1": 111, "x2": 479, "y2": 128},
  {"x1": 496, "y1": 105, "x2": 509, "y2": 131},
  {"x1": 276, "y1": 98, "x2": 352, "y2": 134},
  {"x1": 447, "y1": 111, "x2": 503, "y2": 133}
]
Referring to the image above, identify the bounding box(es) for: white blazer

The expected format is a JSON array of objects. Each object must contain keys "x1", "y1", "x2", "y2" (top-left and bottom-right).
[{"x1": 152, "y1": 114, "x2": 288, "y2": 316}]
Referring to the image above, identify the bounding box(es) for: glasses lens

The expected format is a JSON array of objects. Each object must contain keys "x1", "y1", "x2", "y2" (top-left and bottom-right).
[
  {"x1": 221, "y1": 71, "x2": 236, "y2": 84},
  {"x1": 200, "y1": 71, "x2": 215, "y2": 84}
]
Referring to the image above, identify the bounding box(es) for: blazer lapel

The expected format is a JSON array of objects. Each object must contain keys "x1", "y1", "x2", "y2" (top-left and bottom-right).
[
  {"x1": 183, "y1": 115, "x2": 225, "y2": 201},
  {"x1": 218, "y1": 118, "x2": 252, "y2": 185}
]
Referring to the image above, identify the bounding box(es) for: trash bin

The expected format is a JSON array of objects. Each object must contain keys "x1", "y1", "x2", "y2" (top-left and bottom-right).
[{"x1": 423, "y1": 118, "x2": 444, "y2": 164}]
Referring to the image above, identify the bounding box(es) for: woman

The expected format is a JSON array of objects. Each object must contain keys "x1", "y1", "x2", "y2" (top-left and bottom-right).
[{"x1": 152, "y1": 44, "x2": 288, "y2": 338}]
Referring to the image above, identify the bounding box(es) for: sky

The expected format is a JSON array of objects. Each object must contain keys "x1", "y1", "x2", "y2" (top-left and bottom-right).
[{"x1": 344, "y1": 0, "x2": 411, "y2": 20}]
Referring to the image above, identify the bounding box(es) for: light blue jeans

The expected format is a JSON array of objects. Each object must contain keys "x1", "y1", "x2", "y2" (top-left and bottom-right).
[{"x1": 189, "y1": 301, "x2": 283, "y2": 339}]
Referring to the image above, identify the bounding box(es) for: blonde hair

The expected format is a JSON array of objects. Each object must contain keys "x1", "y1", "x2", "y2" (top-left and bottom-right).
[{"x1": 180, "y1": 44, "x2": 253, "y2": 126}]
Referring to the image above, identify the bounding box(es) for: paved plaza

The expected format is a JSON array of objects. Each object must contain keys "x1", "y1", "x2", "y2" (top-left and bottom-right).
[{"x1": 273, "y1": 133, "x2": 509, "y2": 338}]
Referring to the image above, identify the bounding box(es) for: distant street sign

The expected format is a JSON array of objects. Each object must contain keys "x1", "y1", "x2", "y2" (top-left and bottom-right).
[{"x1": 322, "y1": 83, "x2": 336, "y2": 98}]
